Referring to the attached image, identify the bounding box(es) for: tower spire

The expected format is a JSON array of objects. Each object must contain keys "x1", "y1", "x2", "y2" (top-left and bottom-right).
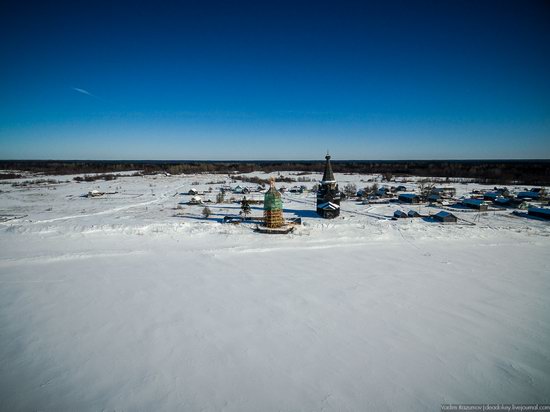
[
  {"x1": 322, "y1": 151, "x2": 335, "y2": 183},
  {"x1": 316, "y1": 152, "x2": 341, "y2": 219}
]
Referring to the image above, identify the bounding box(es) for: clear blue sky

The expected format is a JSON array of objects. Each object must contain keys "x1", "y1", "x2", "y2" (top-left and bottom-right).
[{"x1": 1, "y1": 0, "x2": 549, "y2": 160}]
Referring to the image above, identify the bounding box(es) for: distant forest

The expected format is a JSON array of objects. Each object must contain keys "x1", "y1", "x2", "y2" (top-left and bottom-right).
[{"x1": 1, "y1": 160, "x2": 549, "y2": 186}]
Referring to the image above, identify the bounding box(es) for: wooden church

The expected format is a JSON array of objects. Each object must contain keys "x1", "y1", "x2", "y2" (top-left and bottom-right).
[
  {"x1": 263, "y1": 178, "x2": 284, "y2": 228},
  {"x1": 255, "y1": 177, "x2": 294, "y2": 234},
  {"x1": 316, "y1": 153, "x2": 341, "y2": 218}
]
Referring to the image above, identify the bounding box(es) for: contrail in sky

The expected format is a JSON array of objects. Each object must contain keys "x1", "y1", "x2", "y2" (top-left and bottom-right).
[{"x1": 72, "y1": 87, "x2": 101, "y2": 99}]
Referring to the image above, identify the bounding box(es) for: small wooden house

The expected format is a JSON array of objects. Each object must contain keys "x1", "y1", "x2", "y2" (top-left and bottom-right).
[
  {"x1": 233, "y1": 185, "x2": 249, "y2": 194},
  {"x1": 188, "y1": 195, "x2": 203, "y2": 205},
  {"x1": 483, "y1": 192, "x2": 499, "y2": 201},
  {"x1": 408, "y1": 210, "x2": 421, "y2": 218},
  {"x1": 528, "y1": 206, "x2": 550, "y2": 220},
  {"x1": 289, "y1": 186, "x2": 304, "y2": 194},
  {"x1": 398, "y1": 193, "x2": 420, "y2": 204},
  {"x1": 462, "y1": 198, "x2": 488, "y2": 211},
  {"x1": 433, "y1": 211, "x2": 457, "y2": 223},
  {"x1": 393, "y1": 210, "x2": 407, "y2": 219}
]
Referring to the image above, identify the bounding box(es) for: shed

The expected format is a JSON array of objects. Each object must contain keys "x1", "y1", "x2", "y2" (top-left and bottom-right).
[
  {"x1": 376, "y1": 187, "x2": 390, "y2": 196},
  {"x1": 528, "y1": 206, "x2": 550, "y2": 220},
  {"x1": 408, "y1": 210, "x2": 421, "y2": 218},
  {"x1": 433, "y1": 211, "x2": 458, "y2": 223},
  {"x1": 233, "y1": 185, "x2": 249, "y2": 194},
  {"x1": 188, "y1": 188, "x2": 199, "y2": 195},
  {"x1": 87, "y1": 190, "x2": 105, "y2": 197},
  {"x1": 289, "y1": 186, "x2": 304, "y2": 194},
  {"x1": 398, "y1": 193, "x2": 420, "y2": 203},
  {"x1": 462, "y1": 198, "x2": 488, "y2": 211},
  {"x1": 188, "y1": 195, "x2": 203, "y2": 205},
  {"x1": 393, "y1": 210, "x2": 407, "y2": 219}
]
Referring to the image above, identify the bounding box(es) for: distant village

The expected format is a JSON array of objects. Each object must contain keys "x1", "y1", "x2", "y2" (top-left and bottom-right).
[
  {"x1": 2, "y1": 154, "x2": 548, "y2": 230},
  {"x1": 165, "y1": 153, "x2": 550, "y2": 232}
]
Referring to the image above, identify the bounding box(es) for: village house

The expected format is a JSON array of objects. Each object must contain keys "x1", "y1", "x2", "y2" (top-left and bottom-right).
[
  {"x1": 398, "y1": 193, "x2": 420, "y2": 204},
  {"x1": 517, "y1": 191, "x2": 541, "y2": 200},
  {"x1": 528, "y1": 206, "x2": 550, "y2": 220},
  {"x1": 232, "y1": 185, "x2": 250, "y2": 194},
  {"x1": 188, "y1": 195, "x2": 203, "y2": 205},
  {"x1": 433, "y1": 211, "x2": 458, "y2": 223},
  {"x1": 393, "y1": 210, "x2": 408, "y2": 219},
  {"x1": 462, "y1": 198, "x2": 488, "y2": 211},
  {"x1": 407, "y1": 210, "x2": 421, "y2": 218}
]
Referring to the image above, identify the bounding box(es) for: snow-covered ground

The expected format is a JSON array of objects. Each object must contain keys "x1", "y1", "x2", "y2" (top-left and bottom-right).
[{"x1": 1, "y1": 172, "x2": 549, "y2": 411}]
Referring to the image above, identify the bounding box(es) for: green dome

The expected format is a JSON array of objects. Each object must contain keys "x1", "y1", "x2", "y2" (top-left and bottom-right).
[{"x1": 264, "y1": 187, "x2": 283, "y2": 211}]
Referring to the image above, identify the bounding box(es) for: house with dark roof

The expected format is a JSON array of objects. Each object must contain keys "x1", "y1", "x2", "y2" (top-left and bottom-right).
[
  {"x1": 528, "y1": 206, "x2": 550, "y2": 220},
  {"x1": 408, "y1": 210, "x2": 421, "y2": 218},
  {"x1": 393, "y1": 210, "x2": 407, "y2": 219},
  {"x1": 462, "y1": 198, "x2": 488, "y2": 211},
  {"x1": 398, "y1": 193, "x2": 420, "y2": 203},
  {"x1": 433, "y1": 211, "x2": 458, "y2": 223},
  {"x1": 494, "y1": 197, "x2": 511, "y2": 207},
  {"x1": 483, "y1": 192, "x2": 499, "y2": 201},
  {"x1": 517, "y1": 191, "x2": 541, "y2": 200}
]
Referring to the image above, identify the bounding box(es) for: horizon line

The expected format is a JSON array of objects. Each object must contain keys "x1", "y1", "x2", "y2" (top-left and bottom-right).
[{"x1": 1, "y1": 158, "x2": 550, "y2": 163}]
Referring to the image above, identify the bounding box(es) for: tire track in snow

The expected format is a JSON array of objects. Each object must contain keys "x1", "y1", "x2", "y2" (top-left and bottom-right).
[
  {"x1": 15, "y1": 183, "x2": 188, "y2": 225},
  {"x1": 0, "y1": 250, "x2": 147, "y2": 268},
  {"x1": 282, "y1": 193, "x2": 391, "y2": 220}
]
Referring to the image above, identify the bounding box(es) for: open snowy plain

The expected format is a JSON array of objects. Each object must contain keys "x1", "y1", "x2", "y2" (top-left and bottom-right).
[{"x1": 1, "y1": 172, "x2": 549, "y2": 411}]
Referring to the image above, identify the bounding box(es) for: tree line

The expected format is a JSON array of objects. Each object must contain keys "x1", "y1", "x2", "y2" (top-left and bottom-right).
[{"x1": 1, "y1": 159, "x2": 549, "y2": 185}]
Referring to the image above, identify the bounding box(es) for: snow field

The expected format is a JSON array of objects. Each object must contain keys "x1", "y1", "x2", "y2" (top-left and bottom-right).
[{"x1": 0, "y1": 172, "x2": 549, "y2": 411}]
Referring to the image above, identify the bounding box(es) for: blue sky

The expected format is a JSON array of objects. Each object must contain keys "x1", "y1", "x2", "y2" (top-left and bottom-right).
[{"x1": 1, "y1": 0, "x2": 549, "y2": 160}]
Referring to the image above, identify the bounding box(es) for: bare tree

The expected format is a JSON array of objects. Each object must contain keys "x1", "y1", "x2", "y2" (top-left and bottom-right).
[
  {"x1": 418, "y1": 179, "x2": 435, "y2": 200},
  {"x1": 343, "y1": 183, "x2": 357, "y2": 198},
  {"x1": 202, "y1": 206, "x2": 212, "y2": 219}
]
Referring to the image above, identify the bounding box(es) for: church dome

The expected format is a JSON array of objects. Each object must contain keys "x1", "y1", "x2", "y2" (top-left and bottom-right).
[{"x1": 264, "y1": 185, "x2": 283, "y2": 211}]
